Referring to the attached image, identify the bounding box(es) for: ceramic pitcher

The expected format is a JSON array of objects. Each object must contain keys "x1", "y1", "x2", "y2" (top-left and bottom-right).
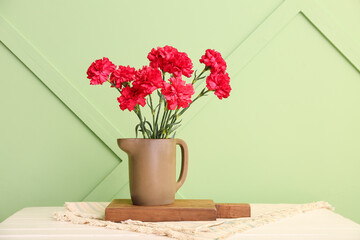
[{"x1": 117, "y1": 138, "x2": 189, "y2": 206}]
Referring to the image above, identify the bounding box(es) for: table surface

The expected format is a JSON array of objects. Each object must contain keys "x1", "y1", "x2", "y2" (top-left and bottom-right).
[{"x1": 0, "y1": 205, "x2": 359, "y2": 240}]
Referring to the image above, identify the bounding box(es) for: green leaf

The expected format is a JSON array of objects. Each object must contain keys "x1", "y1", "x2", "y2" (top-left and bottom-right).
[
  {"x1": 153, "y1": 122, "x2": 158, "y2": 139},
  {"x1": 168, "y1": 124, "x2": 181, "y2": 134},
  {"x1": 135, "y1": 123, "x2": 141, "y2": 138},
  {"x1": 154, "y1": 103, "x2": 160, "y2": 111},
  {"x1": 144, "y1": 120, "x2": 153, "y2": 132},
  {"x1": 145, "y1": 129, "x2": 152, "y2": 138},
  {"x1": 165, "y1": 119, "x2": 183, "y2": 129},
  {"x1": 146, "y1": 98, "x2": 151, "y2": 107}
]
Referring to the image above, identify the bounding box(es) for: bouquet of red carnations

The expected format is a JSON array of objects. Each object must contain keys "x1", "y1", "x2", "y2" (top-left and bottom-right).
[{"x1": 86, "y1": 46, "x2": 231, "y2": 139}]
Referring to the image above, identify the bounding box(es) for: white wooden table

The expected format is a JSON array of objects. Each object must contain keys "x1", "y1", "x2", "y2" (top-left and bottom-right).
[{"x1": 0, "y1": 205, "x2": 359, "y2": 239}]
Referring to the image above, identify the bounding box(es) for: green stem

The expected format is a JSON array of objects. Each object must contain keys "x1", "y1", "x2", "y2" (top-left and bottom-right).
[
  {"x1": 154, "y1": 91, "x2": 163, "y2": 138},
  {"x1": 164, "y1": 110, "x2": 179, "y2": 138},
  {"x1": 134, "y1": 105, "x2": 146, "y2": 138},
  {"x1": 148, "y1": 94, "x2": 156, "y2": 138},
  {"x1": 163, "y1": 109, "x2": 174, "y2": 138},
  {"x1": 160, "y1": 106, "x2": 170, "y2": 138},
  {"x1": 166, "y1": 109, "x2": 179, "y2": 129},
  {"x1": 107, "y1": 80, "x2": 121, "y2": 93},
  {"x1": 138, "y1": 107, "x2": 151, "y2": 138},
  {"x1": 178, "y1": 89, "x2": 211, "y2": 117},
  {"x1": 192, "y1": 67, "x2": 208, "y2": 85},
  {"x1": 159, "y1": 71, "x2": 169, "y2": 138},
  {"x1": 164, "y1": 88, "x2": 211, "y2": 138}
]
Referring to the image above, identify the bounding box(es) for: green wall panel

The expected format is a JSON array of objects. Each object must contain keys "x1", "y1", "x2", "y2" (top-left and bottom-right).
[
  {"x1": 1, "y1": 0, "x2": 359, "y2": 224},
  {"x1": 317, "y1": 0, "x2": 360, "y2": 44},
  {"x1": 180, "y1": 13, "x2": 360, "y2": 222},
  {"x1": 0, "y1": 43, "x2": 119, "y2": 222}
]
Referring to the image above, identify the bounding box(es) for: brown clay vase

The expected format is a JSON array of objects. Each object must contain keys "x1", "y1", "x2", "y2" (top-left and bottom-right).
[{"x1": 117, "y1": 138, "x2": 189, "y2": 206}]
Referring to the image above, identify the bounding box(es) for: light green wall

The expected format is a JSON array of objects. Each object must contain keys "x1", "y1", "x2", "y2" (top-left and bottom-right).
[
  {"x1": 0, "y1": 42, "x2": 119, "y2": 221},
  {"x1": 1, "y1": 0, "x2": 360, "y2": 223}
]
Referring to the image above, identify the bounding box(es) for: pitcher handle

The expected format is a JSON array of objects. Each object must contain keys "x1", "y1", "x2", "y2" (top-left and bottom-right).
[{"x1": 175, "y1": 138, "x2": 189, "y2": 192}]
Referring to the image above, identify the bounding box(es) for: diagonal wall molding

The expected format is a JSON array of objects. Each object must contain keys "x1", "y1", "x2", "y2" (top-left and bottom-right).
[
  {"x1": 0, "y1": 16, "x2": 127, "y2": 200},
  {"x1": 181, "y1": 0, "x2": 360, "y2": 133},
  {"x1": 299, "y1": 0, "x2": 360, "y2": 73},
  {"x1": 1, "y1": 0, "x2": 360, "y2": 201},
  {"x1": 178, "y1": 0, "x2": 300, "y2": 132},
  {"x1": 0, "y1": 16, "x2": 125, "y2": 161},
  {"x1": 83, "y1": 160, "x2": 129, "y2": 201}
]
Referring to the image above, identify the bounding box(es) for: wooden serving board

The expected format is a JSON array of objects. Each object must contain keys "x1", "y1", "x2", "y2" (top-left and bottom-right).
[
  {"x1": 215, "y1": 203, "x2": 251, "y2": 218},
  {"x1": 105, "y1": 199, "x2": 250, "y2": 222}
]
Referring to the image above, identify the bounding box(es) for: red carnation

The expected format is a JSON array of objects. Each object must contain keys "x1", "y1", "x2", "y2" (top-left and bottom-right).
[
  {"x1": 199, "y1": 49, "x2": 227, "y2": 74},
  {"x1": 117, "y1": 86, "x2": 146, "y2": 112},
  {"x1": 206, "y1": 72, "x2": 231, "y2": 99},
  {"x1": 133, "y1": 66, "x2": 163, "y2": 95},
  {"x1": 87, "y1": 57, "x2": 116, "y2": 85},
  {"x1": 110, "y1": 65, "x2": 136, "y2": 88},
  {"x1": 172, "y1": 52, "x2": 194, "y2": 78},
  {"x1": 161, "y1": 77, "x2": 195, "y2": 110},
  {"x1": 148, "y1": 45, "x2": 177, "y2": 69},
  {"x1": 148, "y1": 46, "x2": 194, "y2": 78}
]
